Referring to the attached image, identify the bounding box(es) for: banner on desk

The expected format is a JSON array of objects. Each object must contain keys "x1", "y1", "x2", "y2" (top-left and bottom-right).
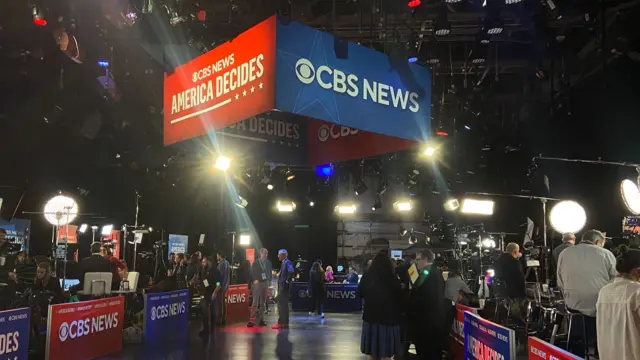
[
  {"x1": 464, "y1": 311, "x2": 516, "y2": 360},
  {"x1": 225, "y1": 284, "x2": 250, "y2": 322},
  {"x1": 144, "y1": 289, "x2": 189, "y2": 344},
  {"x1": 0, "y1": 308, "x2": 30, "y2": 360},
  {"x1": 163, "y1": 16, "x2": 276, "y2": 146},
  {"x1": 291, "y1": 282, "x2": 361, "y2": 312},
  {"x1": 168, "y1": 234, "x2": 188, "y2": 259},
  {"x1": 451, "y1": 304, "x2": 479, "y2": 344},
  {"x1": 46, "y1": 297, "x2": 124, "y2": 360},
  {"x1": 275, "y1": 18, "x2": 430, "y2": 141},
  {"x1": 528, "y1": 337, "x2": 583, "y2": 360}
]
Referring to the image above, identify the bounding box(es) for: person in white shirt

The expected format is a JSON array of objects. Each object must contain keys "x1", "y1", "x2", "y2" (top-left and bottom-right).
[
  {"x1": 557, "y1": 229, "x2": 617, "y2": 357},
  {"x1": 596, "y1": 246, "x2": 640, "y2": 360}
]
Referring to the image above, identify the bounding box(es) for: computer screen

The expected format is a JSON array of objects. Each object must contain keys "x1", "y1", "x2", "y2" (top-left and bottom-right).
[
  {"x1": 390, "y1": 250, "x2": 402, "y2": 260},
  {"x1": 60, "y1": 278, "x2": 80, "y2": 291}
]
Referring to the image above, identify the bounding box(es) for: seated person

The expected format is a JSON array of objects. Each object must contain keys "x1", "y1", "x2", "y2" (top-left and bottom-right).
[
  {"x1": 78, "y1": 242, "x2": 111, "y2": 289},
  {"x1": 344, "y1": 266, "x2": 359, "y2": 284},
  {"x1": 31, "y1": 262, "x2": 64, "y2": 314}
]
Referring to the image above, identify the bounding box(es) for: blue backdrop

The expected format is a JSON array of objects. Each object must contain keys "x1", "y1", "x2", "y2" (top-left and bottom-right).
[
  {"x1": 275, "y1": 18, "x2": 431, "y2": 141},
  {"x1": 0, "y1": 307, "x2": 30, "y2": 360},
  {"x1": 464, "y1": 311, "x2": 516, "y2": 360},
  {"x1": 291, "y1": 282, "x2": 361, "y2": 312},
  {"x1": 144, "y1": 289, "x2": 190, "y2": 344}
]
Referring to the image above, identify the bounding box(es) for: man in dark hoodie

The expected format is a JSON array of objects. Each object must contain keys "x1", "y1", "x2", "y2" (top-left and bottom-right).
[
  {"x1": 494, "y1": 242, "x2": 526, "y2": 299},
  {"x1": 408, "y1": 249, "x2": 446, "y2": 360}
]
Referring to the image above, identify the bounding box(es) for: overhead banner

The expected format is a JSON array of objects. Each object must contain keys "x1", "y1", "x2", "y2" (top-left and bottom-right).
[
  {"x1": 0, "y1": 308, "x2": 30, "y2": 360},
  {"x1": 143, "y1": 289, "x2": 189, "y2": 344},
  {"x1": 168, "y1": 234, "x2": 188, "y2": 259},
  {"x1": 46, "y1": 297, "x2": 125, "y2": 360},
  {"x1": 163, "y1": 15, "x2": 427, "y2": 164},
  {"x1": 464, "y1": 311, "x2": 516, "y2": 360},
  {"x1": 528, "y1": 337, "x2": 583, "y2": 360},
  {"x1": 275, "y1": 20, "x2": 430, "y2": 141}
]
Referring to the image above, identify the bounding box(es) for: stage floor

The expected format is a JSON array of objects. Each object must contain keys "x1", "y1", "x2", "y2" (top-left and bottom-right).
[{"x1": 105, "y1": 312, "x2": 370, "y2": 360}]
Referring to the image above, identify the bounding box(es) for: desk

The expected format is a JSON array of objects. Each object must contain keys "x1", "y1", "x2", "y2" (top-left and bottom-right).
[{"x1": 291, "y1": 282, "x2": 361, "y2": 312}]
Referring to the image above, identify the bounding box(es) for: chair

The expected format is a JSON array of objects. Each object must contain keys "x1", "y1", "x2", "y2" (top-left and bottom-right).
[
  {"x1": 78, "y1": 272, "x2": 113, "y2": 297},
  {"x1": 551, "y1": 302, "x2": 589, "y2": 360},
  {"x1": 492, "y1": 279, "x2": 512, "y2": 322}
]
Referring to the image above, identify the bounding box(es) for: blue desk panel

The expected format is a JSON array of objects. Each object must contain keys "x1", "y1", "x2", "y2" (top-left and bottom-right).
[{"x1": 291, "y1": 282, "x2": 361, "y2": 312}]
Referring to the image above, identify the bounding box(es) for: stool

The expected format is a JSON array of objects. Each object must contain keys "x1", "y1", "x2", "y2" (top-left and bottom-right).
[{"x1": 552, "y1": 306, "x2": 589, "y2": 359}]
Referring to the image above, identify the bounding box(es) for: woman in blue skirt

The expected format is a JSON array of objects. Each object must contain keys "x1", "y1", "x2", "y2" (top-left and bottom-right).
[{"x1": 358, "y1": 253, "x2": 405, "y2": 359}]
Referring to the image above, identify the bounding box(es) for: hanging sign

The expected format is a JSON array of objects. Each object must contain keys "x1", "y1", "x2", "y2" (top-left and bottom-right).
[
  {"x1": 245, "y1": 248, "x2": 255, "y2": 264},
  {"x1": 168, "y1": 234, "x2": 188, "y2": 259}
]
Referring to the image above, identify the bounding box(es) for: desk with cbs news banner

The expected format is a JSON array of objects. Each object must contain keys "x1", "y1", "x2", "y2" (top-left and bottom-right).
[{"x1": 290, "y1": 282, "x2": 361, "y2": 312}]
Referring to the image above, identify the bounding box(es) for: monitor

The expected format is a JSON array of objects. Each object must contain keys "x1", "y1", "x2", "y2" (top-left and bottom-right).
[
  {"x1": 60, "y1": 278, "x2": 80, "y2": 291},
  {"x1": 390, "y1": 250, "x2": 402, "y2": 260}
]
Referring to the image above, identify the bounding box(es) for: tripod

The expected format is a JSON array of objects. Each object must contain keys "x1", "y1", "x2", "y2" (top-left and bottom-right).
[{"x1": 153, "y1": 244, "x2": 168, "y2": 281}]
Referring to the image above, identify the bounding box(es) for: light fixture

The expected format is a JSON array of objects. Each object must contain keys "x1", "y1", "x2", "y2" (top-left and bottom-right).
[
  {"x1": 549, "y1": 200, "x2": 587, "y2": 233},
  {"x1": 214, "y1": 155, "x2": 231, "y2": 172},
  {"x1": 277, "y1": 201, "x2": 296, "y2": 212},
  {"x1": 234, "y1": 196, "x2": 248, "y2": 208},
  {"x1": 407, "y1": 0, "x2": 421, "y2": 8},
  {"x1": 424, "y1": 146, "x2": 436, "y2": 157},
  {"x1": 267, "y1": 184, "x2": 274, "y2": 190},
  {"x1": 285, "y1": 169, "x2": 295, "y2": 181},
  {"x1": 470, "y1": 43, "x2": 487, "y2": 64},
  {"x1": 460, "y1": 199, "x2": 495, "y2": 215},
  {"x1": 372, "y1": 198, "x2": 382, "y2": 211},
  {"x1": 394, "y1": 200, "x2": 412, "y2": 212},
  {"x1": 355, "y1": 181, "x2": 368, "y2": 196},
  {"x1": 434, "y1": 9, "x2": 451, "y2": 36},
  {"x1": 98, "y1": 60, "x2": 109, "y2": 68},
  {"x1": 505, "y1": 0, "x2": 522, "y2": 4},
  {"x1": 44, "y1": 195, "x2": 79, "y2": 226},
  {"x1": 481, "y1": 237, "x2": 496, "y2": 248},
  {"x1": 484, "y1": 17, "x2": 504, "y2": 35},
  {"x1": 32, "y1": 5, "x2": 47, "y2": 26},
  {"x1": 101, "y1": 224, "x2": 114, "y2": 236},
  {"x1": 309, "y1": 201, "x2": 315, "y2": 207},
  {"x1": 316, "y1": 164, "x2": 333, "y2": 177},
  {"x1": 335, "y1": 204, "x2": 357, "y2": 214},
  {"x1": 444, "y1": 199, "x2": 460, "y2": 212},
  {"x1": 239, "y1": 234, "x2": 251, "y2": 246},
  {"x1": 621, "y1": 179, "x2": 640, "y2": 215},
  {"x1": 79, "y1": 224, "x2": 88, "y2": 233}
]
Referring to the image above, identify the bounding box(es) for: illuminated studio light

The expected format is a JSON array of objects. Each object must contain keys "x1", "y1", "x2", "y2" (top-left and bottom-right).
[
  {"x1": 407, "y1": 0, "x2": 421, "y2": 8},
  {"x1": 481, "y1": 238, "x2": 496, "y2": 248},
  {"x1": 234, "y1": 196, "x2": 248, "y2": 209},
  {"x1": 277, "y1": 201, "x2": 296, "y2": 212},
  {"x1": 460, "y1": 199, "x2": 495, "y2": 215},
  {"x1": 98, "y1": 60, "x2": 109, "y2": 68},
  {"x1": 372, "y1": 199, "x2": 382, "y2": 211},
  {"x1": 44, "y1": 195, "x2": 79, "y2": 226},
  {"x1": 316, "y1": 164, "x2": 333, "y2": 177},
  {"x1": 549, "y1": 200, "x2": 587, "y2": 233},
  {"x1": 335, "y1": 204, "x2": 357, "y2": 214},
  {"x1": 309, "y1": 201, "x2": 315, "y2": 207},
  {"x1": 621, "y1": 179, "x2": 640, "y2": 215},
  {"x1": 393, "y1": 200, "x2": 412, "y2": 212},
  {"x1": 79, "y1": 224, "x2": 88, "y2": 233},
  {"x1": 505, "y1": 0, "x2": 522, "y2": 4},
  {"x1": 408, "y1": 56, "x2": 418, "y2": 64},
  {"x1": 214, "y1": 155, "x2": 231, "y2": 172},
  {"x1": 424, "y1": 146, "x2": 436, "y2": 157},
  {"x1": 32, "y1": 5, "x2": 47, "y2": 26},
  {"x1": 101, "y1": 224, "x2": 114, "y2": 236},
  {"x1": 285, "y1": 169, "x2": 295, "y2": 181},
  {"x1": 239, "y1": 234, "x2": 251, "y2": 246},
  {"x1": 444, "y1": 198, "x2": 460, "y2": 212},
  {"x1": 267, "y1": 184, "x2": 274, "y2": 190}
]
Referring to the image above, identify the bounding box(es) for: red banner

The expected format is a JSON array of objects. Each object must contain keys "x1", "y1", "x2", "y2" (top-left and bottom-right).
[
  {"x1": 306, "y1": 119, "x2": 417, "y2": 165},
  {"x1": 57, "y1": 225, "x2": 78, "y2": 244},
  {"x1": 46, "y1": 297, "x2": 125, "y2": 360},
  {"x1": 163, "y1": 16, "x2": 277, "y2": 146},
  {"x1": 528, "y1": 337, "x2": 583, "y2": 360},
  {"x1": 225, "y1": 284, "x2": 250, "y2": 323},
  {"x1": 246, "y1": 248, "x2": 255, "y2": 265},
  {"x1": 449, "y1": 303, "x2": 480, "y2": 359}
]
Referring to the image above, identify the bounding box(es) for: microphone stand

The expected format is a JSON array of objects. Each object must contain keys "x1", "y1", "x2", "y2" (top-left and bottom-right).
[{"x1": 465, "y1": 192, "x2": 562, "y2": 283}]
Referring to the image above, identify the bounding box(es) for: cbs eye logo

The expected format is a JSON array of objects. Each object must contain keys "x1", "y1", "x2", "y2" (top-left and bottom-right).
[
  {"x1": 295, "y1": 59, "x2": 315, "y2": 85},
  {"x1": 298, "y1": 290, "x2": 307, "y2": 298},
  {"x1": 150, "y1": 307, "x2": 157, "y2": 321},
  {"x1": 59, "y1": 322, "x2": 69, "y2": 342}
]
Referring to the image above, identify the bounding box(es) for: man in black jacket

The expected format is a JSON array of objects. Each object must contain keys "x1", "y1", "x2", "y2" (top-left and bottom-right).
[
  {"x1": 78, "y1": 242, "x2": 111, "y2": 288},
  {"x1": 493, "y1": 242, "x2": 525, "y2": 299},
  {"x1": 199, "y1": 255, "x2": 221, "y2": 337},
  {"x1": 408, "y1": 249, "x2": 446, "y2": 360}
]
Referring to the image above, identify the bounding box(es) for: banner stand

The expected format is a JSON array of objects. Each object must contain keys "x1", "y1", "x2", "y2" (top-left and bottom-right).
[
  {"x1": 143, "y1": 289, "x2": 189, "y2": 344},
  {"x1": 464, "y1": 311, "x2": 517, "y2": 360},
  {"x1": 0, "y1": 307, "x2": 30, "y2": 360}
]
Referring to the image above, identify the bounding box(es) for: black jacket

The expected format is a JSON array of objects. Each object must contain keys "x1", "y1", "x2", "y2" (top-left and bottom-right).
[
  {"x1": 78, "y1": 254, "x2": 111, "y2": 287},
  {"x1": 201, "y1": 265, "x2": 221, "y2": 299},
  {"x1": 494, "y1": 253, "x2": 526, "y2": 299},
  {"x1": 407, "y1": 265, "x2": 446, "y2": 330},
  {"x1": 358, "y1": 269, "x2": 404, "y2": 326}
]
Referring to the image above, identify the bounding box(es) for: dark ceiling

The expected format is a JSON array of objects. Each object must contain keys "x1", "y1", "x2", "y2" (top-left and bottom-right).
[{"x1": 1, "y1": 0, "x2": 640, "y2": 252}]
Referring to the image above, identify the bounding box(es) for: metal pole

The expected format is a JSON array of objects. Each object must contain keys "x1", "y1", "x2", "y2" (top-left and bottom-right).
[
  {"x1": 132, "y1": 192, "x2": 140, "y2": 270},
  {"x1": 122, "y1": 227, "x2": 127, "y2": 262},
  {"x1": 63, "y1": 208, "x2": 70, "y2": 290},
  {"x1": 541, "y1": 199, "x2": 549, "y2": 283},
  {"x1": 231, "y1": 232, "x2": 236, "y2": 266},
  {"x1": 51, "y1": 225, "x2": 57, "y2": 274},
  {"x1": 133, "y1": 240, "x2": 138, "y2": 271},
  {"x1": 92, "y1": 227, "x2": 96, "y2": 243}
]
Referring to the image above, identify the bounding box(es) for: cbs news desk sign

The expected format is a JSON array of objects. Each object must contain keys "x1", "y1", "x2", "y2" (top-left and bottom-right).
[
  {"x1": 291, "y1": 282, "x2": 361, "y2": 312},
  {"x1": 144, "y1": 289, "x2": 189, "y2": 344}
]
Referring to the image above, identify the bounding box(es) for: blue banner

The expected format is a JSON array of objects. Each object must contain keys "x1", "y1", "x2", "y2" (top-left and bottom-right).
[
  {"x1": 0, "y1": 308, "x2": 30, "y2": 360},
  {"x1": 167, "y1": 234, "x2": 188, "y2": 259},
  {"x1": 143, "y1": 289, "x2": 189, "y2": 344},
  {"x1": 464, "y1": 311, "x2": 516, "y2": 360},
  {"x1": 275, "y1": 18, "x2": 431, "y2": 141},
  {"x1": 291, "y1": 282, "x2": 361, "y2": 312}
]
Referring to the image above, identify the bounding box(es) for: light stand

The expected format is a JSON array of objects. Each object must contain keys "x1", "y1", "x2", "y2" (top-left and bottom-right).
[
  {"x1": 91, "y1": 226, "x2": 98, "y2": 242},
  {"x1": 466, "y1": 192, "x2": 561, "y2": 283}
]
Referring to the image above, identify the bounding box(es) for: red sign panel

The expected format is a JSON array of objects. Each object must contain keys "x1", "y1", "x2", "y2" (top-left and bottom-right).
[
  {"x1": 528, "y1": 337, "x2": 583, "y2": 360},
  {"x1": 57, "y1": 225, "x2": 78, "y2": 244},
  {"x1": 163, "y1": 16, "x2": 277, "y2": 146},
  {"x1": 246, "y1": 248, "x2": 255, "y2": 265},
  {"x1": 225, "y1": 284, "x2": 250, "y2": 323},
  {"x1": 46, "y1": 297, "x2": 125, "y2": 360},
  {"x1": 306, "y1": 119, "x2": 417, "y2": 165}
]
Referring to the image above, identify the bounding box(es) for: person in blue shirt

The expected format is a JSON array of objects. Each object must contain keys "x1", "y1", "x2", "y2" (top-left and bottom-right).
[
  {"x1": 216, "y1": 251, "x2": 230, "y2": 326},
  {"x1": 346, "y1": 266, "x2": 360, "y2": 284},
  {"x1": 273, "y1": 249, "x2": 294, "y2": 329}
]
